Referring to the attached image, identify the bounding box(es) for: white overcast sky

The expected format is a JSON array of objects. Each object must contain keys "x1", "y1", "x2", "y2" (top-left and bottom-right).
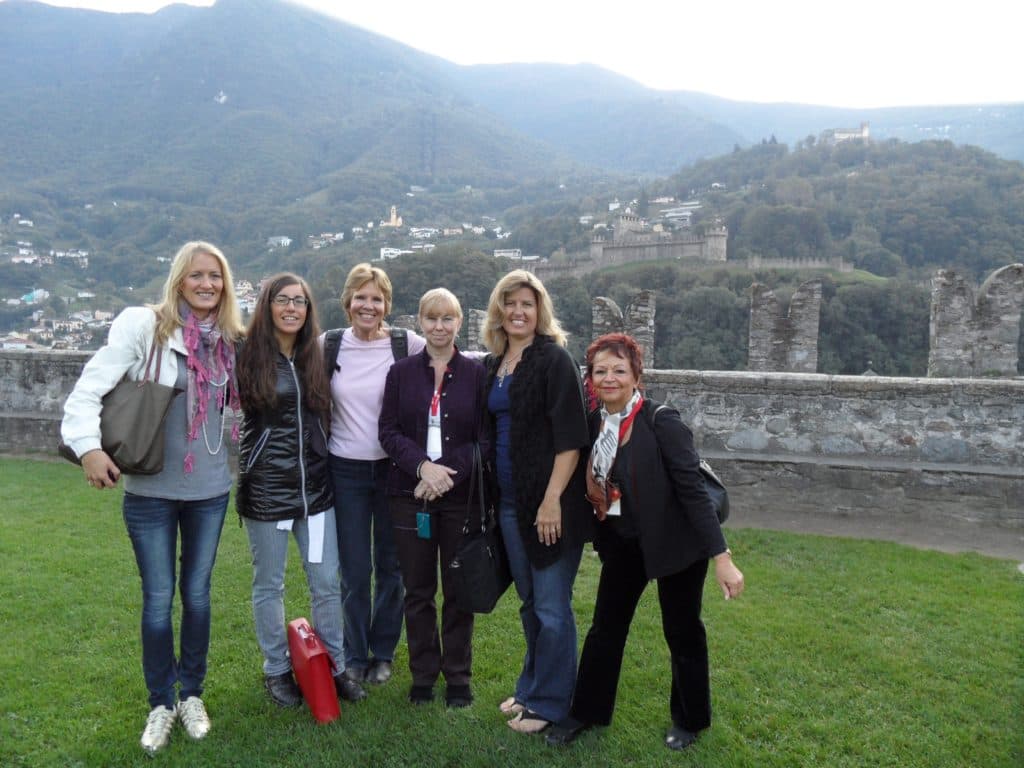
[{"x1": 23, "y1": 0, "x2": 1024, "y2": 109}]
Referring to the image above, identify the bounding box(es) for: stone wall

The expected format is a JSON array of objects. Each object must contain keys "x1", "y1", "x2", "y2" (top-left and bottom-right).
[
  {"x1": 640, "y1": 370, "x2": 1023, "y2": 528},
  {"x1": 465, "y1": 309, "x2": 487, "y2": 352},
  {"x1": 591, "y1": 291, "x2": 656, "y2": 364},
  {"x1": 928, "y1": 264, "x2": 1024, "y2": 377},
  {"x1": 5, "y1": 350, "x2": 1021, "y2": 529},
  {"x1": 391, "y1": 314, "x2": 418, "y2": 332},
  {"x1": 748, "y1": 279, "x2": 823, "y2": 373},
  {"x1": 1, "y1": 350, "x2": 91, "y2": 454}
]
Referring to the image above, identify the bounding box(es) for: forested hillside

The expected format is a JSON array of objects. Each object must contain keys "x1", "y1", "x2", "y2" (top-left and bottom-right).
[
  {"x1": 305, "y1": 248, "x2": 957, "y2": 377},
  {"x1": 1, "y1": 1, "x2": 1021, "y2": 372},
  {"x1": 649, "y1": 139, "x2": 1024, "y2": 280}
]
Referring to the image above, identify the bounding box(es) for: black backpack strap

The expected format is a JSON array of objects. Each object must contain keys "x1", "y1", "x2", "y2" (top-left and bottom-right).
[
  {"x1": 390, "y1": 327, "x2": 409, "y2": 361},
  {"x1": 324, "y1": 329, "x2": 343, "y2": 378}
]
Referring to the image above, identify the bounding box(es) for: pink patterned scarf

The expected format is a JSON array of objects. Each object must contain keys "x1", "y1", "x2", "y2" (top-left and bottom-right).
[{"x1": 181, "y1": 304, "x2": 240, "y2": 473}]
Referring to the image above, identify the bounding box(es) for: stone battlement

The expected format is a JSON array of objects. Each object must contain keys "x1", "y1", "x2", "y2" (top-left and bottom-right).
[{"x1": 3, "y1": 350, "x2": 1021, "y2": 532}]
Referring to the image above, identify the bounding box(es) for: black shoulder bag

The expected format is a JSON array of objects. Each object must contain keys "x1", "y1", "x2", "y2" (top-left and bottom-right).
[
  {"x1": 651, "y1": 404, "x2": 730, "y2": 524},
  {"x1": 449, "y1": 444, "x2": 512, "y2": 613}
]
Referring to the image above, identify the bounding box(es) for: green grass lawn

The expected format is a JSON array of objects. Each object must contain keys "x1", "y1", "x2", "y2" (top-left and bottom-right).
[{"x1": 1, "y1": 457, "x2": 1021, "y2": 767}]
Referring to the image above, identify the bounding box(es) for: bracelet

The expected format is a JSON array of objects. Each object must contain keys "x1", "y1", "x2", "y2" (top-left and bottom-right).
[{"x1": 416, "y1": 460, "x2": 426, "y2": 480}]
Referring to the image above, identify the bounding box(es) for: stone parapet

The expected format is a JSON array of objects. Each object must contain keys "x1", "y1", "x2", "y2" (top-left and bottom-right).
[
  {"x1": 5, "y1": 351, "x2": 1021, "y2": 526},
  {"x1": 643, "y1": 370, "x2": 1023, "y2": 469}
]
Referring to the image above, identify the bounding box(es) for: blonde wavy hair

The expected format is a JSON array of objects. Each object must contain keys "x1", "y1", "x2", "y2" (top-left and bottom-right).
[
  {"x1": 482, "y1": 269, "x2": 566, "y2": 355},
  {"x1": 151, "y1": 241, "x2": 243, "y2": 344},
  {"x1": 341, "y1": 262, "x2": 393, "y2": 330}
]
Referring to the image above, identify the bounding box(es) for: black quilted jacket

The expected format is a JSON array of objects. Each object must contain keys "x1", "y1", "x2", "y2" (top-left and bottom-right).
[{"x1": 236, "y1": 354, "x2": 333, "y2": 522}]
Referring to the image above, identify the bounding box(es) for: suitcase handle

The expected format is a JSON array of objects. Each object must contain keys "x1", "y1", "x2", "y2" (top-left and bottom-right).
[{"x1": 296, "y1": 623, "x2": 318, "y2": 647}]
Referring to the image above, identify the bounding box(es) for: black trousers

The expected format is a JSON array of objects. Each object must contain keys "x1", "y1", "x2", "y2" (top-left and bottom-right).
[
  {"x1": 390, "y1": 495, "x2": 474, "y2": 688},
  {"x1": 570, "y1": 531, "x2": 711, "y2": 731}
]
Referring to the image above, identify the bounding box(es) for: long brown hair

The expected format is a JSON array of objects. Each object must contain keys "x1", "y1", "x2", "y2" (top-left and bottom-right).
[{"x1": 238, "y1": 273, "x2": 331, "y2": 415}]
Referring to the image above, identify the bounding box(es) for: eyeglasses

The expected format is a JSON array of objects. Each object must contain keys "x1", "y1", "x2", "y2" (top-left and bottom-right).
[{"x1": 273, "y1": 295, "x2": 309, "y2": 308}]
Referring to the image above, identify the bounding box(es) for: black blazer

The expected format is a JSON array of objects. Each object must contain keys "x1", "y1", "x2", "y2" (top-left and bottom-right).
[{"x1": 591, "y1": 399, "x2": 727, "y2": 579}]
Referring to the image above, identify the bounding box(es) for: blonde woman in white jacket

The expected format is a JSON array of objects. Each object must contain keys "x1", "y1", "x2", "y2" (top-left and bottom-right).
[{"x1": 61, "y1": 242, "x2": 243, "y2": 755}]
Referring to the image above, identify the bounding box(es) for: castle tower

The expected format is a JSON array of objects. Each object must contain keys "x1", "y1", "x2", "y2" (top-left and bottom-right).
[
  {"x1": 703, "y1": 224, "x2": 728, "y2": 261},
  {"x1": 613, "y1": 212, "x2": 643, "y2": 242}
]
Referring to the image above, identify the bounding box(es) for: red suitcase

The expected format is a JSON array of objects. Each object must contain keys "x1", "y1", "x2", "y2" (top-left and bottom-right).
[{"x1": 287, "y1": 617, "x2": 340, "y2": 723}]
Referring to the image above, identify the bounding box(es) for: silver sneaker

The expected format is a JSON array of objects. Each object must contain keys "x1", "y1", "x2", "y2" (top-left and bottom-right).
[
  {"x1": 140, "y1": 705, "x2": 176, "y2": 754},
  {"x1": 177, "y1": 696, "x2": 211, "y2": 740},
  {"x1": 366, "y1": 659, "x2": 393, "y2": 685}
]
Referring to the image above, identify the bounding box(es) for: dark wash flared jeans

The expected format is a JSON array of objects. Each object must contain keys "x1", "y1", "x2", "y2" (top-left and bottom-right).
[{"x1": 329, "y1": 455, "x2": 404, "y2": 672}]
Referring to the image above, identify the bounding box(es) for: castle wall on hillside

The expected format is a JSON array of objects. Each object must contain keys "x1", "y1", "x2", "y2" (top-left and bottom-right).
[
  {"x1": 589, "y1": 226, "x2": 728, "y2": 268},
  {"x1": 530, "y1": 226, "x2": 727, "y2": 281}
]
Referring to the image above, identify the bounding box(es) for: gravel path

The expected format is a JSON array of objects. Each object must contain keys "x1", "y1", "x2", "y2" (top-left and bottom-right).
[{"x1": 732, "y1": 507, "x2": 1024, "y2": 564}]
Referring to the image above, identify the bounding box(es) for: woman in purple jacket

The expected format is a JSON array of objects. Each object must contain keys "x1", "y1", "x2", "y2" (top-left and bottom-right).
[{"x1": 379, "y1": 288, "x2": 489, "y2": 708}]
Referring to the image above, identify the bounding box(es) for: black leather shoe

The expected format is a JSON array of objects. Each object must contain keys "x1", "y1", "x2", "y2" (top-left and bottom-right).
[
  {"x1": 334, "y1": 672, "x2": 368, "y2": 702},
  {"x1": 444, "y1": 684, "x2": 473, "y2": 708},
  {"x1": 408, "y1": 684, "x2": 435, "y2": 705},
  {"x1": 665, "y1": 726, "x2": 698, "y2": 751},
  {"x1": 366, "y1": 659, "x2": 393, "y2": 685},
  {"x1": 264, "y1": 672, "x2": 302, "y2": 708},
  {"x1": 545, "y1": 717, "x2": 591, "y2": 746}
]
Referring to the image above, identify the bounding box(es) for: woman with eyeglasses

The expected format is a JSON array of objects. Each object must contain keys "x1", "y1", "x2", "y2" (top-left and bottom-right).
[
  {"x1": 378, "y1": 288, "x2": 488, "y2": 707},
  {"x1": 236, "y1": 273, "x2": 365, "y2": 708}
]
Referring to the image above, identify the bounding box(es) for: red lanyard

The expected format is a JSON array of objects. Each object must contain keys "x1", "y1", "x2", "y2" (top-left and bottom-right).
[
  {"x1": 430, "y1": 367, "x2": 451, "y2": 417},
  {"x1": 617, "y1": 397, "x2": 644, "y2": 441}
]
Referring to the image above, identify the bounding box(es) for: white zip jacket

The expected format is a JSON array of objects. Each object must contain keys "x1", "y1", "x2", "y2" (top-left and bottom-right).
[{"x1": 60, "y1": 306, "x2": 186, "y2": 459}]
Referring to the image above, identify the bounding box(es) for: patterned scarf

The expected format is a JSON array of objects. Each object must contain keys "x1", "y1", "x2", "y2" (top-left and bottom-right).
[
  {"x1": 181, "y1": 302, "x2": 240, "y2": 473},
  {"x1": 586, "y1": 389, "x2": 643, "y2": 520}
]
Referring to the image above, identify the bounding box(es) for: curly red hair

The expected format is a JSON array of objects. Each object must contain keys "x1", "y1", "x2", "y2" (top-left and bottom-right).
[{"x1": 583, "y1": 333, "x2": 645, "y2": 409}]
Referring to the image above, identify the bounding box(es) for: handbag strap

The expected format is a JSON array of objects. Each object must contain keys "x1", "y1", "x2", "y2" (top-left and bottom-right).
[
  {"x1": 142, "y1": 338, "x2": 163, "y2": 383},
  {"x1": 463, "y1": 443, "x2": 488, "y2": 534}
]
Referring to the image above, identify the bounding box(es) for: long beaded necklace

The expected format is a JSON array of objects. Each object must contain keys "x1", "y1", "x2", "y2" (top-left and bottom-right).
[
  {"x1": 497, "y1": 351, "x2": 523, "y2": 388},
  {"x1": 201, "y1": 373, "x2": 229, "y2": 455}
]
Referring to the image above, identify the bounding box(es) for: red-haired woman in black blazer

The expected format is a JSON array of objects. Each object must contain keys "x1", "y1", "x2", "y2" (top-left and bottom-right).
[{"x1": 547, "y1": 333, "x2": 745, "y2": 752}]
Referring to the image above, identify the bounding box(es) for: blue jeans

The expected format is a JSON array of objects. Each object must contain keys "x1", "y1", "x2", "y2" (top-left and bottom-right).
[
  {"x1": 244, "y1": 509, "x2": 344, "y2": 676},
  {"x1": 122, "y1": 492, "x2": 228, "y2": 709},
  {"x1": 499, "y1": 500, "x2": 584, "y2": 723},
  {"x1": 329, "y1": 456, "x2": 404, "y2": 672}
]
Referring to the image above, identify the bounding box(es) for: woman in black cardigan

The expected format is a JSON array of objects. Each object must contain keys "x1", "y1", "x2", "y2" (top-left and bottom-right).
[
  {"x1": 482, "y1": 269, "x2": 592, "y2": 734},
  {"x1": 547, "y1": 333, "x2": 744, "y2": 751}
]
